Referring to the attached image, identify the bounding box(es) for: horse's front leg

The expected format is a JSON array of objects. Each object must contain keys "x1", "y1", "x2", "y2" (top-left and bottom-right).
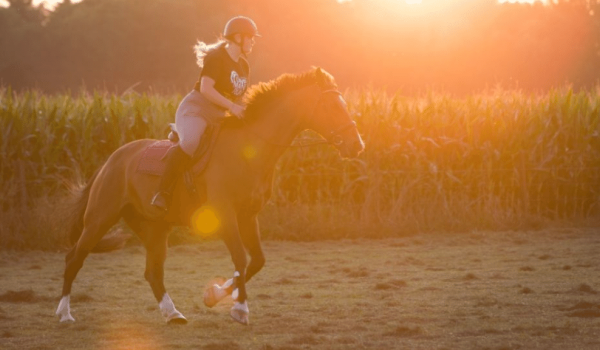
[
  {"x1": 239, "y1": 212, "x2": 265, "y2": 283},
  {"x1": 203, "y1": 212, "x2": 264, "y2": 314},
  {"x1": 214, "y1": 206, "x2": 251, "y2": 325}
]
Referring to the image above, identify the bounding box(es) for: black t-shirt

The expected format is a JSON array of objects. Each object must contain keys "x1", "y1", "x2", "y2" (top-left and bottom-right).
[{"x1": 194, "y1": 45, "x2": 250, "y2": 102}]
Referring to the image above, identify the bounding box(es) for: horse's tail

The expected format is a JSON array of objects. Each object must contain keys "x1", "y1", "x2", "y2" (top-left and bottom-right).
[{"x1": 67, "y1": 169, "x2": 128, "y2": 253}]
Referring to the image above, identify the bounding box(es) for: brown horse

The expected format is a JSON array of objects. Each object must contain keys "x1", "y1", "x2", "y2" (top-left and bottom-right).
[{"x1": 55, "y1": 67, "x2": 364, "y2": 325}]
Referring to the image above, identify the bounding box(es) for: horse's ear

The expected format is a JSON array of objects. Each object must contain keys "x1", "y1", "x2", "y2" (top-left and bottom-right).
[{"x1": 314, "y1": 67, "x2": 326, "y2": 86}]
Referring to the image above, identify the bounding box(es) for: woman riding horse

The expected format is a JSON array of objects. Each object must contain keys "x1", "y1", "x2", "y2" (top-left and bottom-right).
[
  {"x1": 55, "y1": 65, "x2": 365, "y2": 325},
  {"x1": 151, "y1": 16, "x2": 259, "y2": 212}
]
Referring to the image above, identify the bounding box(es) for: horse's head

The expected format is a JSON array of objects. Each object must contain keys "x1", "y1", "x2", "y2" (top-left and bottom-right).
[
  {"x1": 242, "y1": 67, "x2": 365, "y2": 157},
  {"x1": 304, "y1": 68, "x2": 365, "y2": 158}
]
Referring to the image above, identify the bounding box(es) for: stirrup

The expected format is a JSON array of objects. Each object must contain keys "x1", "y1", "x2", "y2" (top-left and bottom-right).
[{"x1": 151, "y1": 192, "x2": 170, "y2": 211}]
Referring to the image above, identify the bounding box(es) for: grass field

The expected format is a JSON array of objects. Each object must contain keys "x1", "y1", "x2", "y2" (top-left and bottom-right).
[{"x1": 0, "y1": 228, "x2": 599, "y2": 349}]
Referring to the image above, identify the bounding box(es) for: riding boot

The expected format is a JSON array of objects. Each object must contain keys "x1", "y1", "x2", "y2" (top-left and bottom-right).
[{"x1": 151, "y1": 145, "x2": 191, "y2": 212}]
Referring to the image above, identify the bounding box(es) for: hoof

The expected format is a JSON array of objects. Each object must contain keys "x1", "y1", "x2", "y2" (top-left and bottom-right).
[
  {"x1": 230, "y1": 308, "x2": 249, "y2": 326},
  {"x1": 203, "y1": 285, "x2": 218, "y2": 308},
  {"x1": 204, "y1": 283, "x2": 229, "y2": 308},
  {"x1": 166, "y1": 310, "x2": 188, "y2": 325},
  {"x1": 167, "y1": 316, "x2": 188, "y2": 325},
  {"x1": 59, "y1": 314, "x2": 75, "y2": 323}
]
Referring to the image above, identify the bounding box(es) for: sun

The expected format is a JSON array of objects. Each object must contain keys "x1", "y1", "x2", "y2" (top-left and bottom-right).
[
  {"x1": 337, "y1": 0, "x2": 546, "y2": 4},
  {"x1": 338, "y1": 0, "x2": 422, "y2": 3}
]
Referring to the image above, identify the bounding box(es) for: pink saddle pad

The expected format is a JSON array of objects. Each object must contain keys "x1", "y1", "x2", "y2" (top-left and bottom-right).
[
  {"x1": 137, "y1": 124, "x2": 221, "y2": 176},
  {"x1": 136, "y1": 140, "x2": 173, "y2": 175}
]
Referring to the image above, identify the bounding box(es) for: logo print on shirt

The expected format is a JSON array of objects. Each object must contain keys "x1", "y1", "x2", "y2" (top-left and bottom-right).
[{"x1": 231, "y1": 71, "x2": 247, "y2": 96}]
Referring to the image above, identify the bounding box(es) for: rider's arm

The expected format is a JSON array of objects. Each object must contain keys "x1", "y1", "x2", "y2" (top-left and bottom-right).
[{"x1": 200, "y1": 76, "x2": 244, "y2": 118}]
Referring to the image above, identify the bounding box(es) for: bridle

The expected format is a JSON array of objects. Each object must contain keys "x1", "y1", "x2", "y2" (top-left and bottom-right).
[
  {"x1": 242, "y1": 88, "x2": 358, "y2": 148},
  {"x1": 311, "y1": 89, "x2": 358, "y2": 146}
]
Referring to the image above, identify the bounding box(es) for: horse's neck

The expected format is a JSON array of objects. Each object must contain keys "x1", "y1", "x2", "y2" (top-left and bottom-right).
[
  {"x1": 242, "y1": 87, "x2": 312, "y2": 171},
  {"x1": 248, "y1": 92, "x2": 307, "y2": 146}
]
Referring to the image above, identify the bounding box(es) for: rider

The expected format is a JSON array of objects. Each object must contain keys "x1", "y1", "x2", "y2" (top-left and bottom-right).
[{"x1": 151, "y1": 16, "x2": 260, "y2": 211}]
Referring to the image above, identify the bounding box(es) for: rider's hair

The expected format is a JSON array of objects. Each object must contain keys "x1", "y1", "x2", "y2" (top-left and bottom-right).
[{"x1": 194, "y1": 39, "x2": 226, "y2": 68}]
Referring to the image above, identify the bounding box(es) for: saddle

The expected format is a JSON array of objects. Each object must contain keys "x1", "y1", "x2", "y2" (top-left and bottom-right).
[{"x1": 137, "y1": 123, "x2": 222, "y2": 204}]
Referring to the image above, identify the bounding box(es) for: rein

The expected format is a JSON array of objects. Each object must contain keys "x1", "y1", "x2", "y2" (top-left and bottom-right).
[{"x1": 241, "y1": 88, "x2": 357, "y2": 148}]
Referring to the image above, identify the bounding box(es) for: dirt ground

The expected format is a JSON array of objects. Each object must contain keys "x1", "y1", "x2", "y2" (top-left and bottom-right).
[{"x1": 0, "y1": 228, "x2": 599, "y2": 350}]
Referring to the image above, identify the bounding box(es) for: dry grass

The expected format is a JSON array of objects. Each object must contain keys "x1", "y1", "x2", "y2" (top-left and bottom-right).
[{"x1": 0, "y1": 228, "x2": 599, "y2": 349}]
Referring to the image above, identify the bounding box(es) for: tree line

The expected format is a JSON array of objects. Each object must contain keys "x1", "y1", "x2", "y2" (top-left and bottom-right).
[{"x1": 1, "y1": 0, "x2": 599, "y2": 94}]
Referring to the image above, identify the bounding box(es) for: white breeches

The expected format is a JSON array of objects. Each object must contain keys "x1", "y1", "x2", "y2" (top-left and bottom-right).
[
  {"x1": 174, "y1": 90, "x2": 224, "y2": 157},
  {"x1": 175, "y1": 112, "x2": 207, "y2": 157}
]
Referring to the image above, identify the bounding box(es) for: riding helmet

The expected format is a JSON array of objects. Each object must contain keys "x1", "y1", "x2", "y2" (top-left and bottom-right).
[{"x1": 224, "y1": 16, "x2": 261, "y2": 38}]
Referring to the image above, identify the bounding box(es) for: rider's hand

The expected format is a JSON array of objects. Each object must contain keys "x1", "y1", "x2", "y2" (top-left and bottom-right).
[{"x1": 229, "y1": 103, "x2": 245, "y2": 119}]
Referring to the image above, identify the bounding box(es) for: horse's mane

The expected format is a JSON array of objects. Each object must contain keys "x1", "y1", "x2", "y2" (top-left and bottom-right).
[{"x1": 223, "y1": 67, "x2": 336, "y2": 127}]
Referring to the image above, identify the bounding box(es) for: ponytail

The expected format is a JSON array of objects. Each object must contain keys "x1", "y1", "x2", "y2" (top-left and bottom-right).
[{"x1": 194, "y1": 39, "x2": 226, "y2": 68}]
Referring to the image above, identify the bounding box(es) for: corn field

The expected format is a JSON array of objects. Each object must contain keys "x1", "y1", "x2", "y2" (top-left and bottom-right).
[{"x1": 1, "y1": 86, "x2": 599, "y2": 250}]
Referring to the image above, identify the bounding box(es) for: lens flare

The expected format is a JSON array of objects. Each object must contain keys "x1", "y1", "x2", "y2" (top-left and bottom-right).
[
  {"x1": 243, "y1": 145, "x2": 257, "y2": 160},
  {"x1": 191, "y1": 206, "x2": 220, "y2": 237}
]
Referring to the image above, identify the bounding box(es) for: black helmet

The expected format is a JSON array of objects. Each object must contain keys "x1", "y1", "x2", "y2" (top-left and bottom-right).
[{"x1": 224, "y1": 16, "x2": 261, "y2": 38}]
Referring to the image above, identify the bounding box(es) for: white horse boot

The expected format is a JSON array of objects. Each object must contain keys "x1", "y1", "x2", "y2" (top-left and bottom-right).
[
  {"x1": 56, "y1": 295, "x2": 75, "y2": 322},
  {"x1": 158, "y1": 293, "x2": 187, "y2": 324}
]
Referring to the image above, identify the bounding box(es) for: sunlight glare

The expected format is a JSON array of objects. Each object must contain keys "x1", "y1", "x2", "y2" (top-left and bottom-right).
[
  {"x1": 336, "y1": 0, "x2": 546, "y2": 4},
  {"x1": 191, "y1": 206, "x2": 220, "y2": 237},
  {"x1": 498, "y1": 0, "x2": 541, "y2": 3},
  {"x1": 100, "y1": 318, "x2": 158, "y2": 350},
  {"x1": 243, "y1": 145, "x2": 257, "y2": 160},
  {"x1": 0, "y1": 0, "x2": 84, "y2": 10}
]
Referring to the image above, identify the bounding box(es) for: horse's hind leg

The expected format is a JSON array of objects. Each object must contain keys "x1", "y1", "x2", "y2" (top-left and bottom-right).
[
  {"x1": 123, "y1": 212, "x2": 187, "y2": 324},
  {"x1": 56, "y1": 213, "x2": 120, "y2": 322}
]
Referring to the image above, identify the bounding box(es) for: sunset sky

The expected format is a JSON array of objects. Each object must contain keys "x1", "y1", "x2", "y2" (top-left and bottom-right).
[{"x1": 1, "y1": 0, "x2": 547, "y2": 10}]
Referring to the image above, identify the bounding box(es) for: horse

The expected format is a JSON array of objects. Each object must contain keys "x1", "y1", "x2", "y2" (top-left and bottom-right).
[{"x1": 55, "y1": 67, "x2": 365, "y2": 325}]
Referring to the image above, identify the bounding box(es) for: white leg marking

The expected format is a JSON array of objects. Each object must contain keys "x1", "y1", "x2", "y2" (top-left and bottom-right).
[
  {"x1": 55, "y1": 295, "x2": 75, "y2": 322},
  {"x1": 231, "y1": 271, "x2": 240, "y2": 301},
  {"x1": 216, "y1": 278, "x2": 234, "y2": 300},
  {"x1": 159, "y1": 293, "x2": 175, "y2": 318},
  {"x1": 158, "y1": 293, "x2": 187, "y2": 324},
  {"x1": 232, "y1": 301, "x2": 249, "y2": 313},
  {"x1": 230, "y1": 301, "x2": 249, "y2": 325},
  {"x1": 222, "y1": 277, "x2": 234, "y2": 289}
]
